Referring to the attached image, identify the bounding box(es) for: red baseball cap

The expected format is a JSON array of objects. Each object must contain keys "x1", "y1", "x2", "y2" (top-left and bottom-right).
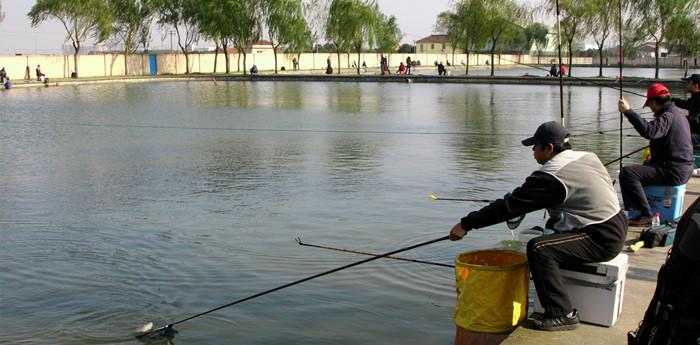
[{"x1": 644, "y1": 83, "x2": 671, "y2": 107}]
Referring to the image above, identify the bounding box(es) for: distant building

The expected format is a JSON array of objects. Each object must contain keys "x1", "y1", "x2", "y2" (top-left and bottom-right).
[
  {"x1": 416, "y1": 35, "x2": 463, "y2": 54},
  {"x1": 639, "y1": 42, "x2": 669, "y2": 58},
  {"x1": 529, "y1": 31, "x2": 560, "y2": 56}
]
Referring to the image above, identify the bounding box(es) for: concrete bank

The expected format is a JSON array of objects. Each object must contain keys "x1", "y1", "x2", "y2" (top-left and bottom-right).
[
  {"x1": 3, "y1": 72, "x2": 687, "y2": 90},
  {"x1": 500, "y1": 177, "x2": 700, "y2": 345}
]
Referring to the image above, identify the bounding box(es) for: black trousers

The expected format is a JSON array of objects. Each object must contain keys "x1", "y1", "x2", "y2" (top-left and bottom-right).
[
  {"x1": 619, "y1": 163, "x2": 692, "y2": 217},
  {"x1": 527, "y1": 211, "x2": 627, "y2": 317}
]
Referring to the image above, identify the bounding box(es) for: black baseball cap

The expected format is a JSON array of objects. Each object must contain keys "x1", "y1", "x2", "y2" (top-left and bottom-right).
[
  {"x1": 521, "y1": 121, "x2": 570, "y2": 146},
  {"x1": 682, "y1": 74, "x2": 700, "y2": 83}
]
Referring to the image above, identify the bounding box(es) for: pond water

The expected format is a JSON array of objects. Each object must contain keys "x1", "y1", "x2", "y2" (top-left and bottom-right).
[{"x1": 0, "y1": 81, "x2": 660, "y2": 344}]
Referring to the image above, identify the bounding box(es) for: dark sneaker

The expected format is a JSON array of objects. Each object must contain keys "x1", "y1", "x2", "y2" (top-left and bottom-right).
[{"x1": 532, "y1": 310, "x2": 580, "y2": 331}]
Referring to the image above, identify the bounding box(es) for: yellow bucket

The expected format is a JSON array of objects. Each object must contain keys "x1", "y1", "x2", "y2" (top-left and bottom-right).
[{"x1": 454, "y1": 250, "x2": 528, "y2": 333}]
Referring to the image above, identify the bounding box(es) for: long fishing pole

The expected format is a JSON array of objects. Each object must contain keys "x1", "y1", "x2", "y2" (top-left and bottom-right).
[
  {"x1": 138, "y1": 235, "x2": 451, "y2": 339},
  {"x1": 295, "y1": 237, "x2": 454, "y2": 268},
  {"x1": 603, "y1": 145, "x2": 648, "y2": 167},
  {"x1": 618, "y1": 0, "x2": 625, "y2": 174},
  {"x1": 429, "y1": 193, "x2": 493, "y2": 203},
  {"x1": 496, "y1": 56, "x2": 647, "y2": 98},
  {"x1": 556, "y1": 0, "x2": 565, "y2": 123}
]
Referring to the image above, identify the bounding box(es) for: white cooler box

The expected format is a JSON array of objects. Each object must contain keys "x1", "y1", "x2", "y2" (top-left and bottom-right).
[{"x1": 532, "y1": 253, "x2": 628, "y2": 327}]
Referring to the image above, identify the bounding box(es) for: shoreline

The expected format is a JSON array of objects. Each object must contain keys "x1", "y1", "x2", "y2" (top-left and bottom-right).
[{"x1": 3, "y1": 72, "x2": 688, "y2": 90}]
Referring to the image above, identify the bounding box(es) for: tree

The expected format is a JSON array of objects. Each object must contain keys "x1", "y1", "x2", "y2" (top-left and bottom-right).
[
  {"x1": 198, "y1": 0, "x2": 231, "y2": 73},
  {"x1": 436, "y1": 0, "x2": 488, "y2": 75},
  {"x1": 263, "y1": 0, "x2": 309, "y2": 73},
  {"x1": 397, "y1": 43, "x2": 414, "y2": 53},
  {"x1": 29, "y1": 0, "x2": 112, "y2": 78},
  {"x1": 0, "y1": 1, "x2": 5, "y2": 24},
  {"x1": 231, "y1": 0, "x2": 262, "y2": 75},
  {"x1": 374, "y1": 14, "x2": 401, "y2": 54},
  {"x1": 109, "y1": 0, "x2": 153, "y2": 76},
  {"x1": 483, "y1": 0, "x2": 527, "y2": 76},
  {"x1": 586, "y1": 0, "x2": 614, "y2": 77},
  {"x1": 557, "y1": 0, "x2": 590, "y2": 76},
  {"x1": 666, "y1": 14, "x2": 700, "y2": 73},
  {"x1": 153, "y1": 0, "x2": 199, "y2": 74},
  {"x1": 325, "y1": 0, "x2": 350, "y2": 74},
  {"x1": 629, "y1": 0, "x2": 698, "y2": 79},
  {"x1": 524, "y1": 22, "x2": 549, "y2": 64}
]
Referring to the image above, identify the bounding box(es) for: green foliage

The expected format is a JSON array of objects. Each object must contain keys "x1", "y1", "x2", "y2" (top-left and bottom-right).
[
  {"x1": 326, "y1": 0, "x2": 377, "y2": 51},
  {"x1": 628, "y1": 0, "x2": 699, "y2": 77},
  {"x1": 666, "y1": 14, "x2": 700, "y2": 56},
  {"x1": 231, "y1": 0, "x2": 262, "y2": 74},
  {"x1": 524, "y1": 22, "x2": 549, "y2": 55},
  {"x1": 436, "y1": 0, "x2": 489, "y2": 54},
  {"x1": 325, "y1": 0, "x2": 378, "y2": 73},
  {"x1": 153, "y1": 0, "x2": 200, "y2": 73},
  {"x1": 109, "y1": 0, "x2": 154, "y2": 54},
  {"x1": 263, "y1": 0, "x2": 309, "y2": 50},
  {"x1": 29, "y1": 0, "x2": 113, "y2": 77},
  {"x1": 397, "y1": 43, "x2": 414, "y2": 53},
  {"x1": 374, "y1": 14, "x2": 401, "y2": 53},
  {"x1": 262, "y1": 0, "x2": 311, "y2": 71},
  {"x1": 29, "y1": 0, "x2": 113, "y2": 46}
]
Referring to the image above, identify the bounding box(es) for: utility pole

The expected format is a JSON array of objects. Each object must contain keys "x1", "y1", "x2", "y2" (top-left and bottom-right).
[{"x1": 169, "y1": 31, "x2": 174, "y2": 53}]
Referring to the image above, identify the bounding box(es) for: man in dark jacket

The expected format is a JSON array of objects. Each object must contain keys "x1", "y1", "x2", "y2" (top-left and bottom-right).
[
  {"x1": 619, "y1": 83, "x2": 694, "y2": 226},
  {"x1": 450, "y1": 121, "x2": 627, "y2": 331},
  {"x1": 672, "y1": 74, "x2": 700, "y2": 145}
]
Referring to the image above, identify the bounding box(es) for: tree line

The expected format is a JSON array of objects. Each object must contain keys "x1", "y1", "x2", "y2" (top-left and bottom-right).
[
  {"x1": 26, "y1": 0, "x2": 402, "y2": 77},
  {"x1": 23, "y1": 0, "x2": 700, "y2": 78},
  {"x1": 436, "y1": 0, "x2": 700, "y2": 78}
]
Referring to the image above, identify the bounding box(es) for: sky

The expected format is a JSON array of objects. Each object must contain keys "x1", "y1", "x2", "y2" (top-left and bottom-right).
[{"x1": 0, "y1": 0, "x2": 546, "y2": 54}]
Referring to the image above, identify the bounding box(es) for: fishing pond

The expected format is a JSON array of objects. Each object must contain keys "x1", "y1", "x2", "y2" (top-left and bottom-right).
[{"x1": 0, "y1": 81, "x2": 653, "y2": 344}]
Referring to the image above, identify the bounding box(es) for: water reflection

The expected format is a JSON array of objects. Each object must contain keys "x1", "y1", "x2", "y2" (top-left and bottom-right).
[{"x1": 1, "y1": 81, "x2": 652, "y2": 345}]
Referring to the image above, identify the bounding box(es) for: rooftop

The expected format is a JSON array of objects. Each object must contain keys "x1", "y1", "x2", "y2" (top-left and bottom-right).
[{"x1": 416, "y1": 34, "x2": 450, "y2": 44}]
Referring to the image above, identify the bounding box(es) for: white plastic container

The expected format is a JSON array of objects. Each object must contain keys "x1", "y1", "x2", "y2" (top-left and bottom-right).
[{"x1": 532, "y1": 253, "x2": 629, "y2": 327}]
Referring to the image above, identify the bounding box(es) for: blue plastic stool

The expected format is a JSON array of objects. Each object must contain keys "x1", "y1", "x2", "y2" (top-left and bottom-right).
[{"x1": 628, "y1": 184, "x2": 686, "y2": 222}]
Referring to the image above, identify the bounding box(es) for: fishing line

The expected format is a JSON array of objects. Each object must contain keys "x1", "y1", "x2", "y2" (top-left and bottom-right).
[
  {"x1": 295, "y1": 237, "x2": 454, "y2": 268},
  {"x1": 137, "y1": 235, "x2": 450, "y2": 340},
  {"x1": 571, "y1": 127, "x2": 637, "y2": 137}
]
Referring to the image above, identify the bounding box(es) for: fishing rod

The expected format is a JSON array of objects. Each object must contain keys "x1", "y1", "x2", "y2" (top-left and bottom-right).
[
  {"x1": 495, "y1": 56, "x2": 647, "y2": 99},
  {"x1": 295, "y1": 237, "x2": 454, "y2": 268},
  {"x1": 429, "y1": 193, "x2": 493, "y2": 203},
  {"x1": 618, "y1": 0, "x2": 625, "y2": 174},
  {"x1": 137, "y1": 235, "x2": 451, "y2": 339},
  {"x1": 603, "y1": 145, "x2": 649, "y2": 167},
  {"x1": 555, "y1": 0, "x2": 565, "y2": 123}
]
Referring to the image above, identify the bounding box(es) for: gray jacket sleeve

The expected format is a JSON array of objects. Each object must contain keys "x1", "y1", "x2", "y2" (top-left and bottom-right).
[
  {"x1": 461, "y1": 171, "x2": 566, "y2": 230},
  {"x1": 624, "y1": 110, "x2": 671, "y2": 140}
]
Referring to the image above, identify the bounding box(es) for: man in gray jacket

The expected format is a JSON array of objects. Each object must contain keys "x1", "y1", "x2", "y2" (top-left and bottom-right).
[{"x1": 449, "y1": 121, "x2": 627, "y2": 331}]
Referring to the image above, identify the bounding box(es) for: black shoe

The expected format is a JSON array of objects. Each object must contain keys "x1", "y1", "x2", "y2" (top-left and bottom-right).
[
  {"x1": 528, "y1": 312, "x2": 546, "y2": 322},
  {"x1": 532, "y1": 310, "x2": 580, "y2": 331}
]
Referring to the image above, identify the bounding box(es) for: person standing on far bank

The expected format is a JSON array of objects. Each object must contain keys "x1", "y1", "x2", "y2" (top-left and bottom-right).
[
  {"x1": 450, "y1": 121, "x2": 627, "y2": 331},
  {"x1": 618, "y1": 83, "x2": 694, "y2": 226}
]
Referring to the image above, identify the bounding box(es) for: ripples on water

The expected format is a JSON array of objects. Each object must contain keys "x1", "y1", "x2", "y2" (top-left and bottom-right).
[{"x1": 0, "y1": 80, "x2": 658, "y2": 344}]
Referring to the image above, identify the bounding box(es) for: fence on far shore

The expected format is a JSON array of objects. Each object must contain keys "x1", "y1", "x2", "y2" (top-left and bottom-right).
[{"x1": 0, "y1": 51, "x2": 594, "y2": 80}]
